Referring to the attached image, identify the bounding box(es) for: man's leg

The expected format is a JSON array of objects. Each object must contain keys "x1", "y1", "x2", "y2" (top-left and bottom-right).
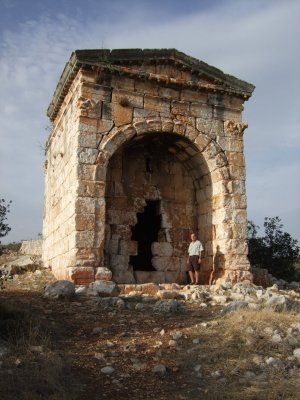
[
  {"x1": 188, "y1": 271, "x2": 195, "y2": 284},
  {"x1": 195, "y1": 270, "x2": 200, "y2": 284}
]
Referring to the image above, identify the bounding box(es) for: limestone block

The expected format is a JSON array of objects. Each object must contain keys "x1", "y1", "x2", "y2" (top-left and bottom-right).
[
  {"x1": 120, "y1": 240, "x2": 138, "y2": 256},
  {"x1": 144, "y1": 95, "x2": 170, "y2": 113},
  {"x1": 229, "y1": 165, "x2": 245, "y2": 180},
  {"x1": 146, "y1": 119, "x2": 162, "y2": 132},
  {"x1": 76, "y1": 197, "x2": 95, "y2": 214},
  {"x1": 158, "y1": 87, "x2": 180, "y2": 99},
  {"x1": 133, "y1": 108, "x2": 158, "y2": 118},
  {"x1": 113, "y1": 270, "x2": 136, "y2": 284},
  {"x1": 111, "y1": 75, "x2": 134, "y2": 91},
  {"x1": 101, "y1": 102, "x2": 112, "y2": 120},
  {"x1": 75, "y1": 213, "x2": 95, "y2": 231},
  {"x1": 110, "y1": 254, "x2": 129, "y2": 270},
  {"x1": 133, "y1": 120, "x2": 148, "y2": 135},
  {"x1": 134, "y1": 271, "x2": 165, "y2": 284},
  {"x1": 232, "y1": 209, "x2": 247, "y2": 224},
  {"x1": 108, "y1": 239, "x2": 119, "y2": 255},
  {"x1": 43, "y1": 280, "x2": 75, "y2": 300},
  {"x1": 107, "y1": 210, "x2": 137, "y2": 225},
  {"x1": 151, "y1": 242, "x2": 173, "y2": 257},
  {"x1": 82, "y1": 83, "x2": 112, "y2": 102},
  {"x1": 69, "y1": 266, "x2": 95, "y2": 285},
  {"x1": 78, "y1": 115, "x2": 98, "y2": 128},
  {"x1": 173, "y1": 120, "x2": 186, "y2": 135},
  {"x1": 232, "y1": 180, "x2": 246, "y2": 195},
  {"x1": 95, "y1": 267, "x2": 112, "y2": 281},
  {"x1": 112, "y1": 89, "x2": 144, "y2": 108},
  {"x1": 77, "y1": 180, "x2": 105, "y2": 198},
  {"x1": 152, "y1": 256, "x2": 180, "y2": 271},
  {"x1": 194, "y1": 133, "x2": 211, "y2": 152},
  {"x1": 78, "y1": 147, "x2": 98, "y2": 164},
  {"x1": 181, "y1": 90, "x2": 207, "y2": 102},
  {"x1": 191, "y1": 103, "x2": 212, "y2": 118},
  {"x1": 78, "y1": 133, "x2": 98, "y2": 148},
  {"x1": 110, "y1": 224, "x2": 132, "y2": 240},
  {"x1": 87, "y1": 280, "x2": 120, "y2": 297},
  {"x1": 135, "y1": 80, "x2": 158, "y2": 95},
  {"x1": 213, "y1": 208, "x2": 233, "y2": 224},
  {"x1": 171, "y1": 100, "x2": 189, "y2": 115},
  {"x1": 217, "y1": 137, "x2": 243, "y2": 153},
  {"x1": 226, "y1": 152, "x2": 245, "y2": 167},
  {"x1": 185, "y1": 124, "x2": 198, "y2": 141},
  {"x1": 77, "y1": 164, "x2": 97, "y2": 180},
  {"x1": 97, "y1": 120, "x2": 114, "y2": 133},
  {"x1": 75, "y1": 231, "x2": 95, "y2": 248},
  {"x1": 112, "y1": 102, "x2": 133, "y2": 126}
]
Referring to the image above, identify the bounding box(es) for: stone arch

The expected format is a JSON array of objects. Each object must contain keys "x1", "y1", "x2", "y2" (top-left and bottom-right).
[{"x1": 94, "y1": 118, "x2": 233, "y2": 284}]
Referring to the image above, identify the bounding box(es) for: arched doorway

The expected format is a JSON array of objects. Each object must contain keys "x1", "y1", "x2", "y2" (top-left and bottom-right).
[{"x1": 104, "y1": 131, "x2": 212, "y2": 284}]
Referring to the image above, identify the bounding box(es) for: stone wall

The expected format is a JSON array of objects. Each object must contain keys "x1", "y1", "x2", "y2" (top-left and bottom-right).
[
  {"x1": 43, "y1": 49, "x2": 254, "y2": 285},
  {"x1": 20, "y1": 240, "x2": 43, "y2": 256}
]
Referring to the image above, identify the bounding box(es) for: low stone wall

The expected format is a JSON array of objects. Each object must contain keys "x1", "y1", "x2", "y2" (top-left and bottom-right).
[{"x1": 20, "y1": 240, "x2": 43, "y2": 256}]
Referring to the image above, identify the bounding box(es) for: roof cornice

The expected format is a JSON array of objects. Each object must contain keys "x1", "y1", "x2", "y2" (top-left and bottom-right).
[{"x1": 47, "y1": 48, "x2": 255, "y2": 121}]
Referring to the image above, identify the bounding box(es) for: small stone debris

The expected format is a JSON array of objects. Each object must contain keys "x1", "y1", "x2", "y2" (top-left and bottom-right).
[
  {"x1": 211, "y1": 370, "x2": 221, "y2": 378},
  {"x1": 42, "y1": 280, "x2": 75, "y2": 300},
  {"x1": 101, "y1": 366, "x2": 115, "y2": 374},
  {"x1": 293, "y1": 348, "x2": 300, "y2": 360},
  {"x1": 271, "y1": 333, "x2": 282, "y2": 343},
  {"x1": 152, "y1": 364, "x2": 167, "y2": 375},
  {"x1": 172, "y1": 331, "x2": 183, "y2": 340}
]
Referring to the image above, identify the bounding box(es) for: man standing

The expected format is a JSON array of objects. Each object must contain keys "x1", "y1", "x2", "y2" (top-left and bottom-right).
[{"x1": 187, "y1": 233, "x2": 204, "y2": 285}]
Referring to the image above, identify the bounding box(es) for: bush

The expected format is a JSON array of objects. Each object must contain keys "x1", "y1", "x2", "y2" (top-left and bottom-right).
[
  {"x1": 0, "y1": 198, "x2": 12, "y2": 243},
  {"x1": 248, "y1": 217, "x2": 300, "y2": 281}
]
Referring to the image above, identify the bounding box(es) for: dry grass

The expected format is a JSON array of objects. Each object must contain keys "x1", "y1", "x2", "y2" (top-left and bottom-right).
[
  {"x1": 0, "y1": 303, "x2": 74, "y2": 400},
  {"x1": 181, "y1": 309, "x2": 300, "y2": 400}
]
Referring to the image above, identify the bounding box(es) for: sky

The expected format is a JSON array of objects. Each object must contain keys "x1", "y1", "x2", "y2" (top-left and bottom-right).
[{"x1": 0, "y1": 0, "x2": 299, "y2": 244}]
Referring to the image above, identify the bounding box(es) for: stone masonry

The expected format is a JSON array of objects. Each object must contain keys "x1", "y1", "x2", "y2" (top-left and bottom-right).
[{"x1": 43, "y1": 49, "x2": 255, "y2": 285}]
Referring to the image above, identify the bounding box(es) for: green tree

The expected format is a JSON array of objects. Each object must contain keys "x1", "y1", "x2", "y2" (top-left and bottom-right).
[
  {"x1": 0, "y1": 198, "x2": 12, "y2": 244},
  {"x1": 248, "y1": 217, "x2": 300, "y2": 281}
]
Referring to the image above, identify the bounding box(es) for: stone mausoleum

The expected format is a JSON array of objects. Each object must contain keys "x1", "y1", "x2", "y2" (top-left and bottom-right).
[{"x1": 42, "y1": 49, "x2": 255, "y2": 285}]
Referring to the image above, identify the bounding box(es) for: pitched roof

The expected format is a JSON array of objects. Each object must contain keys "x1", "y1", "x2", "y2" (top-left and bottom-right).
[{"x1": 47, "y1": 48, "x2": 255, "y2": 120}]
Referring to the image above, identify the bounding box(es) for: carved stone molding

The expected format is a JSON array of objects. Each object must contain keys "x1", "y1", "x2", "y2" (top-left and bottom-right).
[{"x1": 224, "y1": 120, "x2": 248, "y2": 136}]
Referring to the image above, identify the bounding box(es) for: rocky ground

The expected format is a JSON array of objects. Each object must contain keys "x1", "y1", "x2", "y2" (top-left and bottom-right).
[{"x1": 0, "y1": 255, "x2": 300, "y2": 399}]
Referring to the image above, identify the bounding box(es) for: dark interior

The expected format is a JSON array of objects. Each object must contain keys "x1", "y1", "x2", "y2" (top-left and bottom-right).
[{"x1": 130, "y1": 200, "x2": 161, "y2": 271}]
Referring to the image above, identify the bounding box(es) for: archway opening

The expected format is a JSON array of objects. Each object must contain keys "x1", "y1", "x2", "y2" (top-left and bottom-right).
[
  {"x1": 130, "y1": 200, "x2": 161, "y2": 271},
  {"x1": 104, "y1": 131, "x2": 213, "y2": 284}
]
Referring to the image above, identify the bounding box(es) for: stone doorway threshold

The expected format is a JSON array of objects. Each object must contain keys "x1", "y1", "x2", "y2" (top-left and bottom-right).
[{"x1": 133, "y1": 270, "x2": 186, "y2": 284}]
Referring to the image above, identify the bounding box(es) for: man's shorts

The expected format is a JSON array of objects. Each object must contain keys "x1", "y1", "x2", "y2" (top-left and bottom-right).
[{"x1": 186, "y1": 255, "x2": 201, "y2": 272}]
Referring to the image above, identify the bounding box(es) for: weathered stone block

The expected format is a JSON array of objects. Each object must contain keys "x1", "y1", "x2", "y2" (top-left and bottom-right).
[
  {"x1": 135, "y1": 80, "x2": 158, "y2": 95},
  {"x1": 112, "y1": 89, "x2": 144, "y2": 108},
  {"x1": 152, "y1": 256, "x2": 180, "y2": 271},
  {"x1": 120, "y1": 240, "x2": 138, "y2": 256},
  {"x1": 151, "y1": 242, "x2": 173, "y2": 257},
  {"x1": 158, "y1": 87, "x2": 180, "y2": 99},
  {"x1": 144, "y1": 95, "x2": 170, "y2": 113},
  {"x1": 95, "y1": 267, "x2": 113, "y2": 281},
  {"x1": 69, "y1": 266, "x2": 95, "y2": 285},
  {"x1": 78, "y1": 147, "x2": 98, "y2": 164},
  {"x1": 171, "y1": 100, "x2": 189, "y2": 115},
  {"x1": 97, "y1": 120, "x2": 114, "y2": 133},
  {"x1": 75, "y1": 213, "x2": 95, "y2": 231}
]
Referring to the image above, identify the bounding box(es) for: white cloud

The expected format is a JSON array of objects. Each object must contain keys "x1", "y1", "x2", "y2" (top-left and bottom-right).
[{"x1": 0, "y1": 0, "x2": 299, "y2": 243}]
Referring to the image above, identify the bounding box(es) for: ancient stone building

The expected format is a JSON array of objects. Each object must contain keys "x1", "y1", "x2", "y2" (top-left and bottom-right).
[{"x1": 43, "y1": 49, "x2": 255, "y2": 285}]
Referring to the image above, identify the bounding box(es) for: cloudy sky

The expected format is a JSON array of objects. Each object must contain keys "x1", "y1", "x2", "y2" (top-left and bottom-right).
[{"x1": 0, "y1": 0, "x2": 299, "y2": 244}]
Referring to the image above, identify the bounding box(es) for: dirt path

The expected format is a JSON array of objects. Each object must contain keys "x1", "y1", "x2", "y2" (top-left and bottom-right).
[
  {"x1": 1, "y1": 289, "x2": 300, "y2": 400},
  {"x1": 0, "y1": 290, "x2": 218, "y2": 400}
]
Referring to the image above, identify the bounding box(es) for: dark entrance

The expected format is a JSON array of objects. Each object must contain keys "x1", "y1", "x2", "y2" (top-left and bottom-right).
[{"x1": 130, "y1": 200, "x2": 161, "y2": 271}]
